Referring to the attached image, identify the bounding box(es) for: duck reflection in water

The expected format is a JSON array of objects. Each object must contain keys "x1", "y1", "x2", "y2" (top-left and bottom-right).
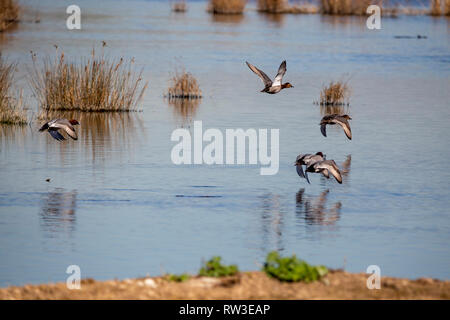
[
  {"x1": 259, "y1": 193, "x2": 285, "y2": 251},
  {"x1": 296, "y1": 189, "x2": 341, "y2": 226},
  {"x1": 40, "y1": 188, "x2": 77, "y2": 237}
]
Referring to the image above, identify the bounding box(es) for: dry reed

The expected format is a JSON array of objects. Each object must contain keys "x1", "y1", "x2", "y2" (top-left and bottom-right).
[
  {"x1": 0, "y1": 54, "x2": 27, "y2": 125},
  {"x1": 317, "y1": 80, "x2": 350, "y2": 106},
  {"x1": 430, "y1": 0, "x2": 442, "y2": 15},
  {"x1": 208, "y1": 0, "x2": 246, "y2": 14},
  {"x1": 29, "y1": 48, "x2": 148, "y2": 112},
  {"x1": 258, "y1": 0, "x2": 319, "y2": 14},
  {"x1": 167, "y1": 70, "x2": 202, "y2": 99},
  {"x1": 320, "y1": 0, "x2": 374, "y2": 15},
  {"x1": 172, "y1": 0, "x2": 187, "y2": 12},
  {"x1": 0, "y1": 0, "x2": 19, "y2": 32}
]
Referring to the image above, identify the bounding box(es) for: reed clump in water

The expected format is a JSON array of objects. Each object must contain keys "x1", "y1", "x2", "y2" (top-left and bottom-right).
[
  {"x1": 207, "y1": 0, "x2": 246, "y2": 14},
  {"x1": 167, "y1": 70, "x2": 202, "y2": 99},
  {"x1": 317, "y1": 80, "x2": 350, "y2": 106},
  {"x1": 0, "y1": 55, "x2": 27, "y2": 125},
  {"x1": 320, "y1": 0, "x2": 374, "y2": 15},
  {"x1": 258, "y1": 0, "x2": 319, "y2": 14},
  {"x1": 430, "y1": 0, "x2": 442, "y2": 15},
  {"x1": 29, "y1": 48, "x2": 148, "y2": 112},
  {"x1": 172, "y1": 0, "x2": 187, "y2": 12},
  {"x1": 0, "y1": 0, "x2": 19, "y2": 32}
]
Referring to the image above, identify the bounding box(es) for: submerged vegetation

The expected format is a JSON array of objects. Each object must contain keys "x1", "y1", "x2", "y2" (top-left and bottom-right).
[
  {"x1": 317, "y1": 79, "x2": 350, "y2": 106},
  {"x1": 167, "y1": 69, "x2": 202, "y2": 99},
  {"x1": 0, "y1": 0, "x2": 19, "y2": 32},
  {"x1": 29, "y1": 48, "x2": 148, "y2": 112},
  {"x1": 263, "y1": 251, "x2": 328, "y2": 282},
  {"x1": 198, "y1": 256, "x2": 239, "y2": 277},
  {"x1": 208, "y1": 0, "x2": 247, "y2": 14},
  {"x1": 0, "y1": 55, "x2": 27, "y2": 125}
]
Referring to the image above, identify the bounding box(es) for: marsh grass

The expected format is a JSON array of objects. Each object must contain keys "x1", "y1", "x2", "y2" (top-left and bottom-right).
[
  {"x1": 167, "y1": 69, "x2": 202, "y2": 99},
  {"x1": 172, "y1": 0, "x2": 187, "y2": 12},
  {"x1": 199, "y1": 256, "x2": 239, "y2": 277},
  {"x1": 29, "y1": 48, "x2": 148, "y2": 112},
  {"x1": 0, "y1": 0, "x2": 19, "y2": 32},
  {"x1": 320, "y1": 0, "x2": 374, "y2": 15},
  {"x1": 207, "y1": 0, "x2": 246, "y2": 14},
  {"x1": 0, "y1": 55, "x2": 27, "y2": 125},
  {"x1": 258, "y1": 0, "x2": 319, "y2": 14},
  {"x1": 317, "y1": 79, "x2": 351, "y2": 106},
  {"x1": 430, "y1": 0, "x2": 442, "y2": 15}
]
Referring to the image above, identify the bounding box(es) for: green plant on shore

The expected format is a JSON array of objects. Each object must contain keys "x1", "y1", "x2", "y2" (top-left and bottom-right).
[
  {"x1": 164, "y1": 273, "x2": 191, "y2": 282},
  {"x1": 29, "y1": 47, "x2": 148, "y2": 112},
  {"x1": 0, "y1": 0, "x2": 19, "y2": 32},
  {"x1": 0, "y1": 54, "x2": 27, "y2": 125},
  {"x1": 199, "y1": 256, "x2": 239, "y2": 277},
  {"x1": 263, "y1": 251, "x2": 328, "y2": 282}
]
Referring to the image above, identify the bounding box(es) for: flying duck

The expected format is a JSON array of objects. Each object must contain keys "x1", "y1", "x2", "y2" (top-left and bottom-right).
[
  {"x1": 320, "y1": 114, "x2": 352, "y2": 140},
  {"x1": 295, "y1": 152, "x2": 325, "y2": 184},
  {"x1": 246, "y1": 60, "x2": 293, "y2": 94},
  {"x1": 39, "y1": 119, "x2": 79, "y2": 141},
  {"x1": 306, "y1": 160, "x2": 343, "y2": 184}
]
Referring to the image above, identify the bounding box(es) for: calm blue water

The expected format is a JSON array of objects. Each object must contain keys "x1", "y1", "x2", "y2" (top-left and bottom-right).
[{"x1": 0, "y1": 0, "x2": 449, "y2": 287}]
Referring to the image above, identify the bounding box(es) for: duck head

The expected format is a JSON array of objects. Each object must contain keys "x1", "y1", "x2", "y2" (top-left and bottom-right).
[
  {"x1": 282, "y1": 82, "x2": 294, "y2": 89},
  {"x1": 69, "y1": 119, "x2": 80, "y2": 125}
]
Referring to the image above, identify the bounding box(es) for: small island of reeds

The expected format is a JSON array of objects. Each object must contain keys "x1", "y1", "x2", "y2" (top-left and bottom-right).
[
  {"x1": 0, "y1": 0, "x2": 19, "y2": 32},
  {"x1": 0, "y1": 55, "x2": 27, "y2": 125},
  {"x1": 316, "y1": 79, "x2": 350, "y2": 106},
  {"x1": 29, "y1": 48, "x2": 148, "y2": 112},
  {"x1": 167, "y1": 69, "x2": 202, "y2": 100},
  {"x1": 208, "y1": 0, "x2": 247, "y2": 15}
]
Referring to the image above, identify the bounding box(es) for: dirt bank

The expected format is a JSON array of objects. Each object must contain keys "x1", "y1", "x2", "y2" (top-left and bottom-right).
[{"x1": 1, "y1": 270, "x2": 449, "y2": 300}]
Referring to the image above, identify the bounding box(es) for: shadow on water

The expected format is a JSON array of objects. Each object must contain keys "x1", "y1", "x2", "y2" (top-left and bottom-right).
[
  {"x1": 258, "y1": 13, "x2": 286, "y2": 28},
  {"x1": 167, "y1": 98, "x2": 200, "y2": 127},
  {"x1": 38, "y1": 110, "x2": 145, "y2": 164},
  {"x1": 296, "y1": 189, "x2": 342, "y2": 226},
  {"x1": 40, "y1": 188, "x2": 77, "y2": 237},
  {"x1": 259, "y1": 193, "x2": 285, "y2": 252}
]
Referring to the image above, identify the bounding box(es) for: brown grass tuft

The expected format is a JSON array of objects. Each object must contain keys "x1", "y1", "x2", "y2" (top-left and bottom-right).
[
  {"x1": 172, "y1": 0, "x2": 187, "y2": 12},
  {"x1": 167, "y1": 69, "x2": 202, "y2": 99},
  {"x1": 29, "y1": 48, "x2": 148, "y2": 112},
  {"x1": 0, "y1": 0, "x2": 19, "y2": 32},
  {"x1": 208, "y1": 0, "x2": 246, "y2": 14},
  {"x1": 320, "y1": 0, "x2": 373, "y2": 15},
  {"x1": 430, "y1": 0, "x2": 442, "y2": 15},
  {"x1": 0, "y1": 54, "x2": 27, "y2": 125},
  {"x1": 318, "y1": 80, "x2": 350, "y2": 106},
  {"x1": 258, "y1": 0, "x2": 319, "y2": 14}
]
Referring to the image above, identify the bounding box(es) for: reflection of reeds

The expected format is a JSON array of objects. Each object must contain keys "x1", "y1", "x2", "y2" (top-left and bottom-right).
[
  {"x1": 167, "y1": 69, "x2": 202, "y2": 99},
  {"x1": 258, "y1": 0, "x2": 318, "y2": 14},
  {"x1": 172, "y1": 0, "x2": 187, "y2": 12},
  {"x1": 0, "y1": 0, "x2": 19, "y2": 32},
  {"x1": 208, "y1": 0, "x2": 246, "y2": 14},
  {"x1": 317, "y1": 79, "x2": 350, "y2": 106},
  {"x1": 167, "y1": 97, "x2": 200, "y2": 126},
  {"x1": 29, "y1": 48, "x2": 148, "y2": 112},
  {"x1": 37, "y1": 109, "x2": 144, "y2": 163},
  {"x1": 0, "y1": 54, "x2": 27, "y2": 125}
]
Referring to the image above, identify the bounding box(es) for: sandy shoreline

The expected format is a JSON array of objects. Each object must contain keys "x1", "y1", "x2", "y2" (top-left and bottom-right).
[{"x1": 1, "y1": 270, "x2": 449, "y2": 300}]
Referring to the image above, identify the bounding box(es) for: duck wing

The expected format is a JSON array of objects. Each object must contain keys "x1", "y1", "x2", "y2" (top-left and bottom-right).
[
  {"x1": 335, "y1": 118, "x2": 352, "y2": 140},
  {"x1": 48, "y1": 130, "x2": 66, "y2": 141},
  {"x1": 246, "y1": 61, "x2": 272, "y2": 88},
  {"x1": 316, "y1": 160, "x2": 342, "y2": 184},
  {"x1": 320, "y1": 123, "x2": 327, "y2": 137},
  {"x1": 272, "y1": 60, "x2": 286, "y2": 87},
  {"x1": 296, "y1": 164, "x2": 307, "y2": 180},
  {"x1": 51, "y1": 120, "x2": 78, "y2": 140}
]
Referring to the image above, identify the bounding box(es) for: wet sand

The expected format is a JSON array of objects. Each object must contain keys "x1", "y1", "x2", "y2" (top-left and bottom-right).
[{"x1": 1, "y1": 271, "x2": 449, "y2": 300}]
